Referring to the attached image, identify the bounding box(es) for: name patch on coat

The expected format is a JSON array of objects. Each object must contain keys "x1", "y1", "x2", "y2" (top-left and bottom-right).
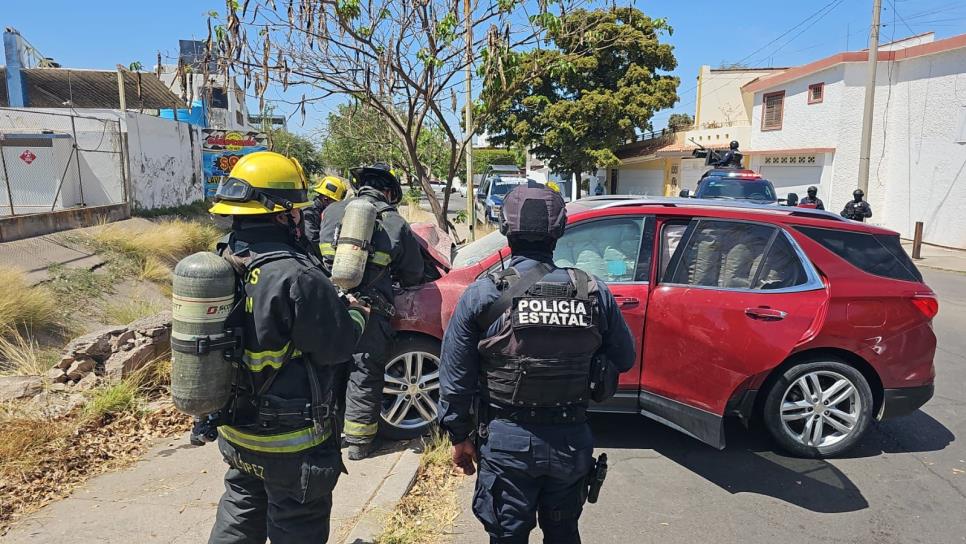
[{"x1": 511, "y1": 297, "x2": 594, "y2": 328}]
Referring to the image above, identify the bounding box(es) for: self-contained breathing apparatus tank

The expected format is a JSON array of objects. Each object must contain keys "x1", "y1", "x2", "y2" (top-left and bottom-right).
[
  {"x1": 170, "y1": 251, "x2": 237, "y2": 417},
  {"x1": 330, "y1": 198, "x2": 377, "y2": 290}
]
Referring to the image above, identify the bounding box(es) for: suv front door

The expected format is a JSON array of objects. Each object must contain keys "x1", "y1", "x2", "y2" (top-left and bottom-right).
[
  {"x1": 553, "y1": 214, "x2": 654, "y2": 409},
  {"x1": 640, "y1": 218, "x2": 827, "y2": 448}
]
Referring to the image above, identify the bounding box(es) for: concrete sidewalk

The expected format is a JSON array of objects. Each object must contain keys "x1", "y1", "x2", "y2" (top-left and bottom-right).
[
  {"x1": 0, "y1": 234, "x2": 102, "y2": 285},
  {"x1": 3, "y1": 435, "x2": 420, "y2": 543},
  {"x1": 902, "y1": 240, "x2": 966, "y2": 274}
]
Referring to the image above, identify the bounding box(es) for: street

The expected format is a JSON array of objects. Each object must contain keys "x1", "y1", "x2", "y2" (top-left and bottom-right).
[{"x1": 452, "y1": 268, "x2": 965, "y2": 543}]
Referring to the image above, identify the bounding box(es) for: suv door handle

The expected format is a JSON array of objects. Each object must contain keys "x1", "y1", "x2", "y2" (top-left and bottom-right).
[
  {"x1": 615, "y1": 296, "x2": 640, "y2": 308},
  {"x1": 745, "y1": 307, "x2": 787, "y2": 321}
]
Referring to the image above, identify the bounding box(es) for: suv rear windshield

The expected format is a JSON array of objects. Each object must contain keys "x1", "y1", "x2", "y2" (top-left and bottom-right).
[
  {"x1": 696, "y1": 177, "x2": 777, "y2": 202},
  {"x1": 796, "y1": 227, "x2": 923, "y2": 282}
]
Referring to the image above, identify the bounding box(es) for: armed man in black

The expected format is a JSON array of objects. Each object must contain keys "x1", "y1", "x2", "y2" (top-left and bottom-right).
[
  {"x1": 841, "y1": 188, "x2": 873, "y2": 222},
  {"x1": 314, "y1": 163, "x2": 425, "y2": 460},
  {"x1": 711, "y1": 140, "x2": 743, "y2": 168},
  {"x1": 205, "y1": 151, "x2": 369, "y2": 544},
  {"x1": 799, "y1": 186, "x2": 825, "y2": 210},
  {"x1": 438, "y1": 183, "x2": 636, "y2": 544}
]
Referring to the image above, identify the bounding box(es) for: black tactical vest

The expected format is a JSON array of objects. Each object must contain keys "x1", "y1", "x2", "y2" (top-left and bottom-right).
[{"x1": 478, "y1": 266, "x2": 602, "y2": 409}]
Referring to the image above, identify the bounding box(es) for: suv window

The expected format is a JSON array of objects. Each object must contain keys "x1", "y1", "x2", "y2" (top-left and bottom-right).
[
  {"x1": 554, "y1": 217, "x2": 653, "y2": 282},
  {"x1": 696, "y1": 177, "x2": 777, "y2": 202},
  {"x1": 796, "y1": 227, "x2": 923, "y2": 282},
  {"x1": 665, "y1": 220, "x2": 809, "y2": 290}
]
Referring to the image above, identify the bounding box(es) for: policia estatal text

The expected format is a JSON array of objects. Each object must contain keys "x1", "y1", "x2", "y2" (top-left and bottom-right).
[
  {"x1": 312, "y1": 164, "x2": 425, "y2": 460},
  {"x1": 178, "y1": 152, "x2": 370, "y2": 544},
  {"x1": 438, "y1": 183, "x2": 636, "y2": 544}
]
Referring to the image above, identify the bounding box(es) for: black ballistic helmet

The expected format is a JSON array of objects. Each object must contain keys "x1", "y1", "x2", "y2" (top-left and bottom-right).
[
  {"x1": 351, "y1": 162, "x2": 403, "y2": 204},
  {"x1": 807, "y1": 185, "x2": 818, "y2": 195},
  {"x1": 500, "y1": 182, "x2": 567, "y2": 242},
  {"x1": 730, "y1": 140, "x2": 739, "y2": 150},
  {"x1": 853, "y1": 188, "x2": 864, "y2": 198}
]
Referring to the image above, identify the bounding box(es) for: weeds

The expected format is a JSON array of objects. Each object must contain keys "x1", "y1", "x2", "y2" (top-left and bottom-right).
[
  {"x1": 132, "y1": 200, "x2": 210, "y2": 219},
  {"x1": 376, "y1": 427, "x2": 462, "y2": 544},
  {"x1": 0, "y1": 268, "x2": 59, "y2": 332},
  {"x1": 82, "y1": 381, "x2": 140, "y2": 423},
  {"x1": 46, "y1": 265, "x2": 113, "y2": 300},
  {"x1": 87, "y1": 219, "x2": 220, "y2": 268},
  {"x1": 103, "y1": 298, "x2": 164, "y2": 326},
  {"x1": 0, "y1": 331, "x2": 59, "y2": 376}
]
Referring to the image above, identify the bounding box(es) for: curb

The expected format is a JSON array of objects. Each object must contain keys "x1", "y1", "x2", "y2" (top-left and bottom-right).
[{"x1": 341, "y1": 445, "x2": 422, "y2": 544}]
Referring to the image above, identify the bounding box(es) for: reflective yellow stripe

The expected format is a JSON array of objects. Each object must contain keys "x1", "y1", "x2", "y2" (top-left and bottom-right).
[
  {"x1": 370, "y1": 251, "x2": 391, "y2": 267},
  {"x1": 319, "y1": 243, "x2": 335, "y2": 256},
  {"x1": 243, "y1": 343, "x2": 299, "y2": 372},
  {"x1": 219, "y1": 424, "x2": 331, "y2": 453},
  {"x1": 348, "y1": 309, "x2": 366, "y2": 333},
  {"x1": 344, "y1": 420, "x2": 379, "y2": 437}
]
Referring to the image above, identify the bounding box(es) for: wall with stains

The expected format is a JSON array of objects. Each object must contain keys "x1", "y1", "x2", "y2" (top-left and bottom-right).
[{"x1": 125, "y1": 112, "x2": 203, "y2": 210}]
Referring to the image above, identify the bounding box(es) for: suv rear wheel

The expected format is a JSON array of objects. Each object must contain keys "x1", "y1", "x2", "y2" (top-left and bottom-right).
[
  {"x1": 378, "y1": 335, "x2": 441, "y2": 440},
  {"x1": 763, "y1": 360, "x2": 874, "y2": 458}
]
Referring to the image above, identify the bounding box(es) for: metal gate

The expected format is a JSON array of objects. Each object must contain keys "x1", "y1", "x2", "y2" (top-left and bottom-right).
[{"x1": 0, "y1": 108, "x2": 127, "y2": 216}]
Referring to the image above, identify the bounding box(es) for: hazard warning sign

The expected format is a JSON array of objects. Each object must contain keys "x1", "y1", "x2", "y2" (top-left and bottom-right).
[{"x1": 19, "y1": 150, "x2": 37, "y2": 165}]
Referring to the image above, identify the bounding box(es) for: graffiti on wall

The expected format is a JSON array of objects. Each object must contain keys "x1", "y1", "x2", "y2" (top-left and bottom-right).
[{"x1": 201, "y1": 129, "x2": 268, "y2": 198}]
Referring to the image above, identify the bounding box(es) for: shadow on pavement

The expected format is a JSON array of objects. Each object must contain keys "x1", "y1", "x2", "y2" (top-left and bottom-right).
[{"x1": 590, "y1": 409, "x2": 953, "y2": 514}]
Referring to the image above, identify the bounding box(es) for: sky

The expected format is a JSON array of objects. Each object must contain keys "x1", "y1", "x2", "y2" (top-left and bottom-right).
[{"x1": 5, "y1": 0, "x2": 966, "y2": 137}]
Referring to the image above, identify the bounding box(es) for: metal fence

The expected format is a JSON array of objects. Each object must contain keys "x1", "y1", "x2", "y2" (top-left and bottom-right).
[{"x1": 0, "y1": 108, "x2": 128, "y2": 216}]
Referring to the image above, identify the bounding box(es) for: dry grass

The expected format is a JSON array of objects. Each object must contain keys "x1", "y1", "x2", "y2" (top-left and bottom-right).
[
  {"x1": 376, "y1": 428, "x2": 464, "y2": 544},
  {"x1": 0, "y1": 331, "x2": 60, "y2": 376},
  {"x1": 0, "y1": 268, "x2": 59, "y2": 332},
  {"x1": 402, "y1": 204, "x2": 436, "y2": 224},
  {"x1": 102, "y1": 297, "x2": 164, "y2": 326},
  {"x1": 138, "y1": 256, "x2": 172, "y2": 284}
]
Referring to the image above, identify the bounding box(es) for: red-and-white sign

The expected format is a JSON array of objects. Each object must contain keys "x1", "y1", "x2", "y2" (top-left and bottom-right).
[{"x1": 19, "y1": 150, "x2": 37, "y2": 165}]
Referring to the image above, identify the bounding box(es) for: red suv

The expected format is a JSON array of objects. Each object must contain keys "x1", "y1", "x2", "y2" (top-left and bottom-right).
[{"x1": 386, "y1": 197, "x2": 938, "y2": 457}]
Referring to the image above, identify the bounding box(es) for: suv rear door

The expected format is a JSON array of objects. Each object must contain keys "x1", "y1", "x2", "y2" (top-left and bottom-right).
[{"x1": 640, "y1": 217, "x2": 827, "y2": 448}]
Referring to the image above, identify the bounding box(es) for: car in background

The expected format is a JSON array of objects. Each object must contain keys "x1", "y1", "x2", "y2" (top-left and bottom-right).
[
  {"x1": 681, "y1": 169, "x2": 780, "y2": 204},
  {"x1": 386, "y1": 196, "x2": 938, "y2": 458},
  {"x1": 475, "y1": 175, "x2": 530, "y2": 222}
]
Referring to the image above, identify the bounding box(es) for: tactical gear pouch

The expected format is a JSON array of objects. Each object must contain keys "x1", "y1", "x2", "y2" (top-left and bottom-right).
[
  {"x1": 589, "y1": 356, "x2": 619, "y2": 403},
  {"x1": 507, "y1": 358, "x2": 593, "y2": 407}
]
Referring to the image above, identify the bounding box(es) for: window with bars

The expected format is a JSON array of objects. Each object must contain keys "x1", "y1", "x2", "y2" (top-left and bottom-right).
[
  {"x1": 808, "y1": 83, "x2": 824, "y2": 104},
  {"x1": 762, "y1": 91, "x2": 785, "y2": 131}
]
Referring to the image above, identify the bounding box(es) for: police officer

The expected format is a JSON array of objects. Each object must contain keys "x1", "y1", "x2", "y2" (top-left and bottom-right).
[
  {"x1": 799, "y1": 186, "x2": 825, "y2": 210},
  {"x1": 303, "y1": 175, "x2": 348, "y2": 246},
  {"x1": 438, "y1": 183, "x2": 636, "y2": 544},
  {"x1": 841, "y1": 188, "x2": 872, "y2": 221},
  {"x1": 206, "y1": 151, "x2": 369, "y2": 544},
  {"x1": 712, "y1": 140, "x2": 742, "y2": 168},
  {"x1": 314, "y1": 163, "x2": 425, "y2": 460}
]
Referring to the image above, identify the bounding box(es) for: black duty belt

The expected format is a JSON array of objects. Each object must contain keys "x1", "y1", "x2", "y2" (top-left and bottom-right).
[
  {"x1": 489, "y1": 403, "x2": 587, "y2": 425},
  {"x1": 253, "y1": 396, "x2": 331, "y2": 431}
]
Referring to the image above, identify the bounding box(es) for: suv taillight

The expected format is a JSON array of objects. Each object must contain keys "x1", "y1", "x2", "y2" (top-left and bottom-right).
[{"x1": 911, "y1": 294, "x2": 939, "y2": 319}]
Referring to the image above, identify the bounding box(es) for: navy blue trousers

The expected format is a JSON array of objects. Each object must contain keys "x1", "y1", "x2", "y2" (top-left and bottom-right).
[{"x1": 473, "y1": 419, "x2": 595, "y2": 544}]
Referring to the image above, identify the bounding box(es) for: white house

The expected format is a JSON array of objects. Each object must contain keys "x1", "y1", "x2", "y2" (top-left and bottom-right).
[{"x1": 744, "y1": 32, "x2": 966, "y2": 249}]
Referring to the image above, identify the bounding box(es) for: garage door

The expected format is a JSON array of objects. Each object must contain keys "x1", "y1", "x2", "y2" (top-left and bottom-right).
[
  {"x1": 759, "y1": 165, "x2": 824, "y2": 200},
  {"x1": 618, "y1": 168, "x2": 664, "y2": 196}
]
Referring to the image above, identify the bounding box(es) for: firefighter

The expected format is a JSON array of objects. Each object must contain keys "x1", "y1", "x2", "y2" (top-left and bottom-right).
[
  {"x1": 314, "y1": 163, "x2": 425, "y2": 460},
  {"x1": 303, "y1": 175, "x2": 348, "y2": 247},
  {"x1": 841, "y1": 188, "x2": 872, "y2": 221},
  {"x1": 799, "y1": 186, "x2": 825, "y2": 210},
  {"x1": 438, "y1": 183, "x2": 637, "y2": 544},
  {"x1": 206, "y1": 151, "x2": 369, "y2": 544}
]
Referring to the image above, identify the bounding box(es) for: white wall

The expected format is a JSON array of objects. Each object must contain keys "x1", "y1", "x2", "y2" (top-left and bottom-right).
[
  {"x1": 748, "y1": 47, "x2": 966, "y2": 248},
  {"x1": 125, "y1": 112, "x2": 203, "y2": 209}
]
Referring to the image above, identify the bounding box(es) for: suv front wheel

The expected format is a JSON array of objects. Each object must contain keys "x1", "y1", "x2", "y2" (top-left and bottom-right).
[
  {"x1": 378, "y1": 335, "x2": 441, "y2": 440},
  {"x1": 762, "y1": 360, "x2": 874, "y2": 458}
]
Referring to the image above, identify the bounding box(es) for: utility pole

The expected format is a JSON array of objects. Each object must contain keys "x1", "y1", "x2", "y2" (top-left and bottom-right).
[
  {"x1": 464, "y1": 0, "x2": 476, "y2": 241},
  {"x1": 857, "y1": 0, "x2": 882, "y2": 195}
]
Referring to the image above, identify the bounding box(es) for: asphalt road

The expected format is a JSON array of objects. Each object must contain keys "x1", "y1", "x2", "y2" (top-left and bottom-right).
[{"x1": 451, "y1": 268, "x2": 966, "y2": 544}]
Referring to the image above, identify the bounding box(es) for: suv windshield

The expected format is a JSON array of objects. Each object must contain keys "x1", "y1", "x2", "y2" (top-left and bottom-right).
[
  {"x1": 491, "y1": 181, "x2": 524, "y2": 196},
  {"x1": 453, "y1": 230, "x2": 507, "y2": 268},
  {"x1": 696, "y1": 178, "x2": 777, "y2": 202}
]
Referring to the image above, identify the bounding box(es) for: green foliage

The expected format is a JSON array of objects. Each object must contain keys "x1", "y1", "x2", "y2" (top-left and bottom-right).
[
  {"x1": 83, "y1": 381, "x2": 140, "y2": 422},
  {"x1": 481, "y1": 6, "x2": 679, "y2": 182},
  {"x1": 270, "y1": 130, "x2": 324, "y2": 175},
  {"x1": 667, "y1": 113, "x2": 694, "y2": 131},
  {"x1": 470, "y1": 148, "x2": 524, "y2": 175}
]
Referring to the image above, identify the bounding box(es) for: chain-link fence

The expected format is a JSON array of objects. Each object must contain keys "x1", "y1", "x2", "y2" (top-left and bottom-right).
[{"x1": 0, "y1": 108, "x2": 127, "y2": 216}]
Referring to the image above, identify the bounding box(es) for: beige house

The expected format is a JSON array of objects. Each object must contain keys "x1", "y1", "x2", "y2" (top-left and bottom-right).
[{"x1": 613, "y1": 66, "x2": 786, "y2": 196}]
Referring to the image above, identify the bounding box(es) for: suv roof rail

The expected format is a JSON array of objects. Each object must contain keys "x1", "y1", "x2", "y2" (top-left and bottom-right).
[{"x1": 596, "y1": 196, "x2": 847, "y2": 222}]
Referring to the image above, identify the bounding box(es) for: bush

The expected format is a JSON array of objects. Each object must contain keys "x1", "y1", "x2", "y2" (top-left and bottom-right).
[
  {"x1": 0, "y1": 268, "x2": 59, "y2": 332},
  {"x1": 83, "y1": 381, "x2": 139, "y2": 422}
]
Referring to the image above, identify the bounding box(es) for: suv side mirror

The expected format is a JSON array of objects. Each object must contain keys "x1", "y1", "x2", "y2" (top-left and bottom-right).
[{"x1": 678, "y1": 189, "x2": 691, "y2": 198}]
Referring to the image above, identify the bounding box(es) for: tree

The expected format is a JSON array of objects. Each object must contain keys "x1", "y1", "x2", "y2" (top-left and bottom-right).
[
  {"x1": 667, "y1": 113, "x2": 693, "y2": 132},
  {"x1": 271, "y1": 130, "x2": 323, "y2": 175},
  {"x1": 207, "y1": 1, "x2": 583, "y2": 229},
  {"x1": 469, "y1": 148, "x2": 524, "y2": 175},
  {"x1": 481, "y1": 7, "x2": 679, "y2": 195}
]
